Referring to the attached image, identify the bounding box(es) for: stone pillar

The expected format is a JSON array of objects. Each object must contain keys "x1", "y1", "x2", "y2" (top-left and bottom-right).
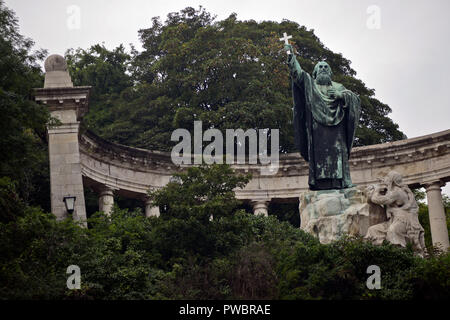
[
  {"x1": 424, "y1": 181, "x2": 449, "y2": 251},
  {"x1": 47, "y1": 123, "x2": 86, "y2": 223},
  {"x1": 145, "y1": 198, "x2": 160, "y2": 217},
  {"x1": 35, "y1": 55, "x2": 91, "y2": 225},
  {"x1": 99, "y1": 187, "x2": 115, "y2": 216},
  {"x1": 251, "y1": 200, "x2": 270, "y2": 216}
]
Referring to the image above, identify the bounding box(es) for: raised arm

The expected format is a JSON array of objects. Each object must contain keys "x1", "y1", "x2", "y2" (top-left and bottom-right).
[{"x1": 284, "y1": 44, "x2": 304, "y2": 86}]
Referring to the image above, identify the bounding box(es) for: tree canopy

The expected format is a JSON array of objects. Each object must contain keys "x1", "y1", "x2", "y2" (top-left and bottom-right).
[
  {"x1": 0, "y1": 0, "x2": 50, "y2": 211},
  {"x1": 66, "y1": 6, "x2": 405, "y2": 153}
]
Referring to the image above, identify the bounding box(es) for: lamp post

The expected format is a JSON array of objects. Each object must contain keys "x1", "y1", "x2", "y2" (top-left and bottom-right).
[{"x1": 63, "y1": 196, "x2": 76, "y2": 214}]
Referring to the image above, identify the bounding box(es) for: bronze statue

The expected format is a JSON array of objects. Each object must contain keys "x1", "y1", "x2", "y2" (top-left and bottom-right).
[{"x1": 284, "y1": 42, "x2": 361, "y2": 190}]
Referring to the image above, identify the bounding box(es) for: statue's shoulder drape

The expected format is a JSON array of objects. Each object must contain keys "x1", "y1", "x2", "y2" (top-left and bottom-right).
[{"x1": 292, "y1": 72, "x2": 361, "y2": 161}]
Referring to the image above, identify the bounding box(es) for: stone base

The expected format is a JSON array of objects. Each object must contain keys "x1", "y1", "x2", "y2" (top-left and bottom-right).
[{"x1": 299, "y1": 186, "x2": 386, "y2": 243}]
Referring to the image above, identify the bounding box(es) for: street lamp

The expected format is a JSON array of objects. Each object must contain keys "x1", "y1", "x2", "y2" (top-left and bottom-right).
[{"x1": 63, "y1": 196, "x2": 76, "y2": 214}]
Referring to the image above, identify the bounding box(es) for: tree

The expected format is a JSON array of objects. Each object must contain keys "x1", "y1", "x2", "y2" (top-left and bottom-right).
[
  {"x1": 66, "y1": 6, "x2": 405, "y2": 152},
  {"x1": 148, "y1": 164, "x2": 251, "y2": 222},
  {"x1": 66, "y1": 44, "x2": 132, "y2": 101},
  {"x1": 0, "y1": 0, "x2": 51, "y2": 211}
]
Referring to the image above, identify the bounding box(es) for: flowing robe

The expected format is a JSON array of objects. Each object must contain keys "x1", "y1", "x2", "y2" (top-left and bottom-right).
[{"x1": 288, "y1": 55, "x2": 361, "y2": 190}]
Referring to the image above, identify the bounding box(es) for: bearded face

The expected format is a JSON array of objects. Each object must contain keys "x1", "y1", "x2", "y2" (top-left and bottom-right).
[
  {"x1": 313, "y1": 62, "x2": 332, "y2": 85},
  {"x1": 315, "y1": 72, "x2": 332, "y2": 85}
]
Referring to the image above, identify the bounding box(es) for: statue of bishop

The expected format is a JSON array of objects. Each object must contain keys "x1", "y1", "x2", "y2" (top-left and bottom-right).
[{"x1": 285, "y1": 43, "x2": 361, "y2": 190}]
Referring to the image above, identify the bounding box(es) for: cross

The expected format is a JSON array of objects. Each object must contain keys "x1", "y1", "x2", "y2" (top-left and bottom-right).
[{"x1": 279, "y1": 32, "x2": 293, "y2": 55}]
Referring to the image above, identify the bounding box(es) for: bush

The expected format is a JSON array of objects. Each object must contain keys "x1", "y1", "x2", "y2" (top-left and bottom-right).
[{"x1": 0, "y1": 164, "x2": 448, "y2": 300}]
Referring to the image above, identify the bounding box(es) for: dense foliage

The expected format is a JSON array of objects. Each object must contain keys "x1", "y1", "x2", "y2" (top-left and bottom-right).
[
  {"x1": 66, "y1": 6, "x2": 405, "y2": 152},
  {"x1": 1, "y1": 164, "x2": 449, "y2": 300},
  {"x1": 0, "y1": 0, "x2": 51, "y2": 212}
]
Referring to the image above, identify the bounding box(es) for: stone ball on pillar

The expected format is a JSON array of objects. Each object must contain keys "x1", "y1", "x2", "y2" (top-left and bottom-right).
[
  {"x1": 43, "y1": 54, "x2": 73, "y2": 88},
  {"x1": 44, "y1": 54, "x2": 68, "y2": 72}
]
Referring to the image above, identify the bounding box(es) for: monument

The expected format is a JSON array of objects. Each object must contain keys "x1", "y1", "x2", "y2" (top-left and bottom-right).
[
  {"x1": 36, "y1": 53, "x2": 448, "y2": 252},
  {"x1": 282, "y1": 38, "x2": 428, "y2": 254},
  {"x1": 283, "y1": 42, "x2": 361, "y2": 190}
]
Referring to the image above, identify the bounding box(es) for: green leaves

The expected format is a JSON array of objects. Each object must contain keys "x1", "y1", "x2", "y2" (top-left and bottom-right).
[
  {"x1": 67, "y1": 6, "x2": 405, "y2": 153},
  {"x1": 0, "y1": 0, "x2": 50, "y2": 209},
  {"x1": 148, "y1": 164, "x2": 251, "y2": 222},
  {"x1": 0, "y1": 191, "x2": 449, "y2": 299}
]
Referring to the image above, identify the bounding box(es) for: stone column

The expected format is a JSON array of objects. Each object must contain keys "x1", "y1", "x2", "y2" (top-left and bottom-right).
[
  {"x1": 99, "y1": 187, "x2": 115, "y2": 216},
  {"x1": 251, "y1": 200, "x2": 270, "y2": 216},
  {"x1": 35, "y1": 54, "x2": 91, "y2": 225},
  {"x1": 424, "y1": 181, "x2": 449, "y2": 251},
  {"x1": 145, "y1": 198, "x2": 160, "y2": 217}
]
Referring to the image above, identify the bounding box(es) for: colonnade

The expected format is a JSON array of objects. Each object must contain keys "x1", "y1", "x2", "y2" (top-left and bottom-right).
[
  {"x1": 97, "y1": 186, "x2": 160, "y2": 217},
  {"x1": 93, "y1": 182, "x2": 449, "y2": 251}
]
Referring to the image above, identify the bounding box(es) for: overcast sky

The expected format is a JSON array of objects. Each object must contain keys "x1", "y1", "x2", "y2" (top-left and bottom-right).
[{"x1": 5, "y1": 0, "x2": 450, "y2": 195}]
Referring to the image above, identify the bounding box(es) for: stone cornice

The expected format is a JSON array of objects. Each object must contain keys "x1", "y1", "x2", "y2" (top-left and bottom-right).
[
  {"x1": 35, "y1": 86, "x2": 91, "y2": 120},
  {"x1": 350, "y1": 130, "x2": 450, "y2": 167},
  {"x1": 80, "y1": 130, "x2": 176, "y2": 173},
  {"x1": 79, "y1": 129, "x2": 450, "y2": 199},
  {"x1": 80, "y1": 129, "x2": 450, "y2": 174}
]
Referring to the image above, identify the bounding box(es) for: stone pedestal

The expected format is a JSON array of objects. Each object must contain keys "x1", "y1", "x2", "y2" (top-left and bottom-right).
[
  {"x1": 299, "y1": 186, "x2": 385, "y2": 243},
  {"x1": 425, "y1": 181, "x2": 449, "y2": 251}
]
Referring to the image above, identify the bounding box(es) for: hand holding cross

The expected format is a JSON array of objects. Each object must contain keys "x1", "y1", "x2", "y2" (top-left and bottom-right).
[{"x1": 279, "y1": 32, "x2": 293, "y2": 55}]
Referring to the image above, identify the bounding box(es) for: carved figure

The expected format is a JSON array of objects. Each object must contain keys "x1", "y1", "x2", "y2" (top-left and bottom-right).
[{"x1": 365, "y1": 171, "x2": 426, "y2": 255}]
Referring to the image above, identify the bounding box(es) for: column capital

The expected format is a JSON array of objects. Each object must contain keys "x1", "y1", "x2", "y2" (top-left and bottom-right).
[
  {"x1": 250, "y1": 199, "x2": 270, "y2": 204},
  {"x1": 99, "y1": 185, "x2": 117, "y2": 197},
  {"x1": 144, "y1": 197, "x2": 154, "y2": 206},
  {"x1": 251, "y1": 199, "x2": 270, "y2": 216},
  {"x1": 423, "y1": 180, "x2": 445, "y2": 191}
]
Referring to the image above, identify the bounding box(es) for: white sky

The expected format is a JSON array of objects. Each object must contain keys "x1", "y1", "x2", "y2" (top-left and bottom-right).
[{"x1": 5, "y1": 0, "x2": 450, "y2": 196}]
